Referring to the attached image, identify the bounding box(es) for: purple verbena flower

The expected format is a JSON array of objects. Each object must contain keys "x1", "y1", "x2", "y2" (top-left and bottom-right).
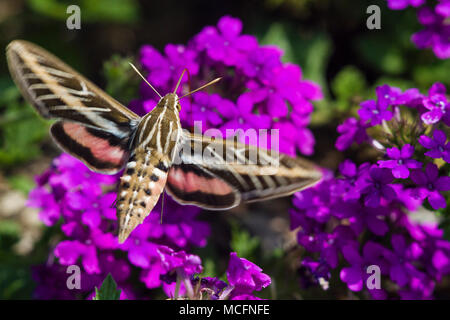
[
  {"x1": 378, "y1": 144, "x2": 422, "y2": 178},
  {"x1": 385, "y1": 234, "x2": 425, "y2": 287},
  {"x1": 421, "y1": 82, "x2": 449, "y2": 124},
  {"x1": 351, "y1": 205, "x2": 390, "y2": 236},
  {"x1": 358, "y1": 98, "x2": 393, "y2": 126},
  {"x1": 161, "y1": 252, "x2": 271, "y2": 300},
  {"x1": 410, "y1": 163, "x2": 450, "y2": 209},
  {"x1": 386, "y1": 0, "x2": 425, "y2": 10},
  {"x1": 357, "y1": 166, "x2": 397, "y2": 207},
  {"x1": 436, "y1": 0, "x2": 450, "y2": 17},
  {"x1": 340, "y1": 241, "x2": 388, "y2": 299},
  {"x1": 195, "y1": 15, "x2": 258, "y2": 66},
  {"x1": 333, "y1": 160, "x2": 370, "y2": 201},
  {"x1": 412, "y1": 7, "x2": 450, "y2": 59},
  {"x1": 419, "y1": 129, "x2": 450, "y2": 162},
  {"x1": 226, "y1": 252, "x2": 271, "y2": 299},
  {"x1": 335, "y1": 117, "x2": 369, "y2": 151},
  {"x1": 292, "y1": 160, "x2": 450, "y2": 299}
]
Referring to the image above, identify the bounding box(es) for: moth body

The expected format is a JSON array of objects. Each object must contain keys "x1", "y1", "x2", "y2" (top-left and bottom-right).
[{"x1": 117, "y1": 93, "x2": 181, "y2": 243}]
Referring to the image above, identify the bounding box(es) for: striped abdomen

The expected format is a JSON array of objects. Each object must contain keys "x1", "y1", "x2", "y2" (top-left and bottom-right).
[{"x1": 117, "y1": 147, "x2": 171, "y2": 243}]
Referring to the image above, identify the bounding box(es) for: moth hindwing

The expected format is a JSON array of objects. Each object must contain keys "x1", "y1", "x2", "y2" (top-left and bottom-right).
[{"x1": 6, "y1": 40, "x2": 322, "y2": 244}]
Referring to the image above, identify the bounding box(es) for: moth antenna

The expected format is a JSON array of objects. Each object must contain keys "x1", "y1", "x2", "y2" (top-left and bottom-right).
[
  {"x1": 128, "y1": 62, "x2": 162, "y2": 98},
  {"x1": 173, "y1": 69, "x2": 187, "y2": 94},
  {"x1": 177, "y1": 77, "x2": 221, "y2": 101}
]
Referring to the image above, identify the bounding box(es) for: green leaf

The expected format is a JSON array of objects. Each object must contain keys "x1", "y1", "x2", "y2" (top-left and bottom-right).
[
  {"x1": 230, "y1": 222, "x2": 260, "y2": 260},
  {"x1": 200, "y1": 258, "x2": 217, "y2": 278},
  {"x1": 0, "y1": 78, "x2": 50, "y2": 169},
  {"x1": 332, "y1": 66, "x2": 366, "y2": 101},
  {"x1": 259, "y1": 22, "x2": 332, "y2": 94},
  {"x1": 27, "y1": 0, "x2": 139, "y2": 23},
  {"x1": 93, "y1": 274, "x2": 121, "y2": 300},
  {"x1": 7, "y1": 175, "x2": 36, "y2": 195},
  {"x1": 373, "y1": 77, "x2": 415, "y2": 91},
  {"x1": 103, "y1": 55, "x2": 140, "y2": 103},
  {"x1": 82, "y1": 0, "x2": 139, "y2": 24},
  {"x1": 0, "y1": 220, "x2": 21, "y2": 238},
  {"x1": 413, "y1": 59, "x2": 450, "y2": 90},
  {"x1": 330, "y1": 65, "x2": 367, "y2": 113},
  {"x1": 292, "y1": 32, "x2": 332, "y2": 92},
  {"x1": 260, "y1": 22, "x2": 295, "y2": 63}
]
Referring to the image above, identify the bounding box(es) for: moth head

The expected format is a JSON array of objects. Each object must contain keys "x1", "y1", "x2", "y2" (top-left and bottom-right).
[{"x1": 160, "y1": 93, "x2": 181, "y2": 112}]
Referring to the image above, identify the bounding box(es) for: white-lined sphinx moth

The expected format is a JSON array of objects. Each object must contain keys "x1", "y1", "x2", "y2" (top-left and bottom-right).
[{"x1": 6, "y1": 40, "x2": 322, "y2": 243}]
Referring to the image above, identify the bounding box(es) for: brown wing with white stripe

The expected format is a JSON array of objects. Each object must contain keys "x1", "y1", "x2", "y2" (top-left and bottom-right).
[
  {"x1": 6, "y1": 40, "x2": 141, "y2": 173},
  {"x1": 166, "y1": 132, "x2": 322, "y2": 209}
]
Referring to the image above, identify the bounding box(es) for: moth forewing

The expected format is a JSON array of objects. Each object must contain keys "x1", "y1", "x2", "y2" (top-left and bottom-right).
[
  {"x1": 6, "y1": 40, "x2": 141, "y2": 174},
  {"x1": 6, "y1": 40, "x2": 140, "y2": 122}
]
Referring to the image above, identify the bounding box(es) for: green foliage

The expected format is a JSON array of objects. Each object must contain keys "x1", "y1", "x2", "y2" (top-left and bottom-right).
[
  {"x1": 0, "y1": 224, "x2": 56, "y2": 300},
  {"x1": 373, "y1": 77, "x2": 415, "y2": 91},
  {"x1": 27, "y1": 0, "x2": 139, "y2": 23},
  {"x1": 260, "y1": 23, "x2": 296, "y2": 63},
  {"x1": 331, "y1": 65, "x2": 367, "y2": 112},
  {"x1": 200, "y1": 258, "x2": 217, "y2": 279},
  {"x1": 93, "y1": 274, "x2": 122, "y2": 300},
  {"x1": 0, "y1": 265, "x2": 34, "y2": 300},
  {"x1": 0, "y1": 78, "x2": 50, "y2": 169},
  {"x1": 258, "y1": 21, "x2": 333, "y2": 125},
  {"x1": 356, "y1": 35, "x2": 406, "y2": 75},
  {"x1": 413, "y1": 59, "x2": 450, "y2": 89},
  {"x1": 7, "y1": 175, "x2": 36, "y2": 195},
  {"x1": 230, "y1": 221, "x2": 260, "y2": 260},
  {"x1": 0, "y1": 227, "x2": 31, "y2": 300},
  {"x1": 0, "y1": 220, "x2": 21, "y2": 238},
  {"x1": 103, "y1": 55, "x2": 140, "y2": 104},
  {"x1": 260, "y1": 22, "x2": 332, "y2": 93}
]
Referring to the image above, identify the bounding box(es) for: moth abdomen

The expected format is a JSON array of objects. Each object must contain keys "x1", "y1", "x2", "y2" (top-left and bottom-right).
[{"x1": 116, "y1": 147, "x2": 171, "y2": 243}]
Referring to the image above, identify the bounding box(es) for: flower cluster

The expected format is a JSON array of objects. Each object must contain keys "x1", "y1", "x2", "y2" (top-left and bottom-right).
[
  {"x1": 386, "y1": 0, "x2": 450, "y2": 59},
  {"x1": 337, "y1": 82, "x2": 449, "y2": 210},
  {"x1": 136, "y1": 15, "x2": 322, "y2": 156},
  {"x1": 28, "y1": 153, "x2": 210, "y2": 299},
  {"x1": 293, "y1": 82, "x2": 450, "y2": 299},
  {"x1": 163, "y1": 252, "x2": 271, "y2": 300},
  {"x1": 30, "y1": 153, "x2": 272, "y2": 300}
]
